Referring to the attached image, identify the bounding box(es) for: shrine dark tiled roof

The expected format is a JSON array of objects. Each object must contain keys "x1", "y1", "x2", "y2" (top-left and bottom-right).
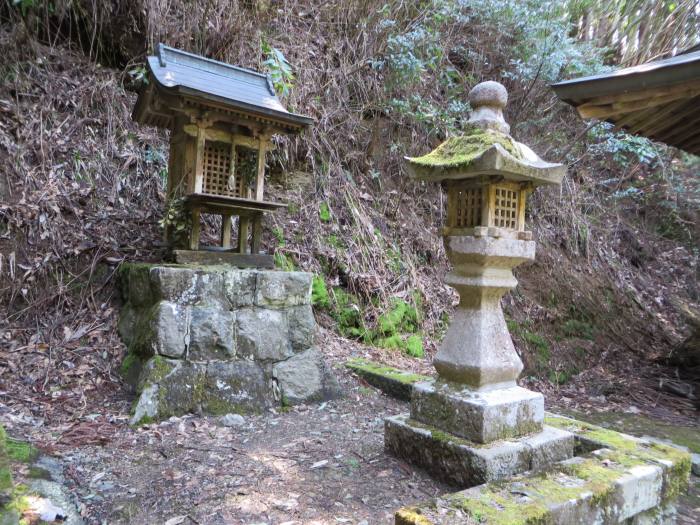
[{"x1": 146, "y1": 44, "x2": 312, "y2": 128}]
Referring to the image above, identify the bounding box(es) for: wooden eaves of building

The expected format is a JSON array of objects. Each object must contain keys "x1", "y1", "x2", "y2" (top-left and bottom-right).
[{"x1": 551, "y1": 45, "x2": 700, "y2": 155}]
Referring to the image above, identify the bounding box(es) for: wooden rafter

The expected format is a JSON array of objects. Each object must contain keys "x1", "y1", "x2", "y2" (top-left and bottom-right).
[{"x1": 577, "y1": 81, "x2": 700, "y2": 120}]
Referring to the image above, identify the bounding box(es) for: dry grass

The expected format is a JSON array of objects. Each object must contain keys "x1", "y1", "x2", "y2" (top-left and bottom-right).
[{"x1": 0, "y1": 1, "x2": 697, "y2": 424}]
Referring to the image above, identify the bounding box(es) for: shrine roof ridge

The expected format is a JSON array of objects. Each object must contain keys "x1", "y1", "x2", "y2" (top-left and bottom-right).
[{"x1": 145, "y1": 44, "x2": 313, "y2": 129}]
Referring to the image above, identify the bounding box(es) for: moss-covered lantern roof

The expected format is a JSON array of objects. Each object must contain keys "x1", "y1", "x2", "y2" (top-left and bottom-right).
[{"x1": 406, "y1": 81, "x2": 565, "y2": 186}]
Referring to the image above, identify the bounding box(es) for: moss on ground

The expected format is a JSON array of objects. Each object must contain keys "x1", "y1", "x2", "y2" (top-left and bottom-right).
[
  {"x1": 274, "y1": 252, "x2": 296, "y2": 271},
  {"x1": 0, "y1": 427, "x2": 11, "y2": 494},
  {"x1": 4, "y1": 439, "x2": 37, "y2": 464},
  {"x1": 319, "y1": 201, "x2": 331, "y2": 222},
  {"x1": 313, "y1": 270, "x2": 425, "y2": 358},
  {"x1": 395, "y1": 508, "x2": 434, "y2": 525},
  {"x1": 407, "y1": 127, "x2": 522, "y2": 168},
  {"x1": 311, "y1": 276, "x2": 331, "y2": 308},
  {"x1": 371, "y1": 298, "x2": 424, "y2": 357},
  {"x1": 0, "y1": 425, "x2": 43, "y2": 524}
]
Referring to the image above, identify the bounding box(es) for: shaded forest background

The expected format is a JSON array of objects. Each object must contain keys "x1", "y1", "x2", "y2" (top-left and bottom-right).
[{"x1": 0, "y1": 0, "x2": 698, "y2": 423}]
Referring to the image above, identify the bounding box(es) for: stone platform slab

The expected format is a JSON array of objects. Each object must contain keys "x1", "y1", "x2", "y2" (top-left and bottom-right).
[
  {"x1": 393, "y1": 415, "x2": 691, "y2": 525},
  {"x1": 411, "y1": 380, "x2": 543, "y2": 443},
  {"x1": 385, "y1": 414, "x2": 573, "y2": 487},
  {"x1": 345, "y1": 359, "x2": 431, "y2": 402}
]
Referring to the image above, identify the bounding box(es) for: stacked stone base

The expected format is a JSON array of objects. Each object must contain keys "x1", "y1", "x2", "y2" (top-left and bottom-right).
[
  {"x1": 385, "y1": 414, "x2": 573, "y2": 487},
  {"x1": 118, "y1": 263, "x2": 340, "y2": 424},
  {"x1": 394, "y1": 415, "x2": 691, "y2": 525},
  {"x1": 386, "y1": 379, "x2": 574, "y2": 487}
]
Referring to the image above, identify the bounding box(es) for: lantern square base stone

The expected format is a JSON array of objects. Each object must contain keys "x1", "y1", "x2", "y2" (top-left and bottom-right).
[
  {"x1": 411, "y1": 381, "x2": 544, "y2": 444},
  {"x1": 384, "y1": 414, "x2": 574, "y2": 488}
]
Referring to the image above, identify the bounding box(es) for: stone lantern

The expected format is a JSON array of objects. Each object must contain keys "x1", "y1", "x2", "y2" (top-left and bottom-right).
[{"x1": 385, "y1": 81, "x2": 575, "y2": 487}]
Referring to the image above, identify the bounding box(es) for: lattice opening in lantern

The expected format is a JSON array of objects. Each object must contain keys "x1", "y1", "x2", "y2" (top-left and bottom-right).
[
  {"x1": 202, "y1": 140, "x2": 250, "y2": 198},
  {"x1": 452, "y1": 187, "x2": 483, "y2": 228},
  {"x1": 494, "y1": 186, "x2": 518, "y2": 229}
]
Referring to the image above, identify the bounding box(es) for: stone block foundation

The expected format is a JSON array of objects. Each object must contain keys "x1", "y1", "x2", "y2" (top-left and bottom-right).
[
  {"x1": 393, "y1": 414, "x2": 691, "y2": 524},
  {"x1": 385, "y1": 414, "x2": 573, "y2": 487},
  {"x1": 117, "y1": 263, "x2": 340, "y2": 424}
]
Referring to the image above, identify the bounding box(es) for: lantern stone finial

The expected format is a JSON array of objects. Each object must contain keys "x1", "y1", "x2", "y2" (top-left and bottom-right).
[{"x1": 467, "y1": 80, "x2": 510, "y2": 133}]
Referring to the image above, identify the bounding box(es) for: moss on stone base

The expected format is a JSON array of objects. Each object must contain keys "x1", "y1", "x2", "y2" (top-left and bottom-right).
[
  {"x1": 345, "y1": 358, "x2": 430, "y2": 401},
  {"x1": 395, "y1": 414, "x2": 691, "y2": 524},
  {"x1": 346, "y1": 359, "x2": 429, "y2": 385}
]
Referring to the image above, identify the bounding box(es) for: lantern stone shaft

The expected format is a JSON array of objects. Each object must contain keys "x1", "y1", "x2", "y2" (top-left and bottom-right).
[
  {"x1": 406, "y1": 80, "x2": 565, "y2": 392},
  {"x1": 384, "y1": 82, "x2": 572, "y2": 487}
]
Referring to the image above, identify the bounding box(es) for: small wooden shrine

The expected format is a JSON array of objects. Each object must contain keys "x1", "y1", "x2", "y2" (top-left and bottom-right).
[{"x1": 132, "y1": 44, "x2": 312, "y2": 266}]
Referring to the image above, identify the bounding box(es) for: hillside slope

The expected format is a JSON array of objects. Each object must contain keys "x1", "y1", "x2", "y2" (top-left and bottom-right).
[{"x1": 0, "y1": 1, "x2": 697, "y2": 425}]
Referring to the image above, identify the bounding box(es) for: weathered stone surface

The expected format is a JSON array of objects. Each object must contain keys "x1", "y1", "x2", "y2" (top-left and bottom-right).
[
  {"x1": 130, "y1": 384, "x2": 159, "y2": 426},
  {"x1": 345, "y1": 358, "x2": 431, "y2": 402},
  {"x1": 255, "y1": 271, "x2": 311, "y2": 307},
  {"x1": 287, "y1": 304, "x2": 316, "y2": 351},
  {"x1": 411, "y1": 381, "x2": 543, "y2": 443},
  {"x1": 630, "y1": 503, "x2": 677, "y2": 525},
  {"x1": 615, "y1": 463, "x2": 663, "y2": 520},
  {"x1": 188, "y1": 307, "x2": 235, "y2": 360},
  {"x1": 130, "y1": 357, "x2": 273, "y2": 423},
  {"x1": 152, "y1": 301, "x2": 190, "y2": 358},
  {"x1": 393, "y1": 416, "x2": 691, "y2": 524},
  {"x1": 148, "y1": 266, "x2": 197, "y2": 302},
  {"x1": 203, "y1": 360, "x2": 270, "y2": 414},
  {"x1": 131, "y1": 357, "x2": 205, "y2": 423},
  {"x1": 119, "y1": 264, "x2": 334, "y2": 422},
  {"x1": 236, "y1": 308, "x2": 292, "y2": 361},
  {"x1": 135, "y1": 356, "x2": 185, "y2": 393},
  {"x1": 527, "y1": 425, "x2": 576, "y2": 471},
  {"x1": 273, "y1": 348, "x2": 340, "y2": 405},
  {"x1": 433, "y1": 237, "x2": 535, "y2": 388},
  {"x1": 219, "y1": 413, "x2": 245, "y2": 427},
  {"x1": 150, "y1": 266, "x2": 225, "y2": 306},
  {"x1": 126, "y1": 264, "x2": 154, "y2": 307},
  {"x1": 223, "y1": 270, "x2": 257, "y2": 307},
  {"x1": 153, "y1": 360, "x2": 206, "y2": 417},
  {"x1": 385, "y1": 414, "x2": 573, "y2": 487},
  {"x1": 117, "y1": 304, "x2": 138, "y2": 347}
]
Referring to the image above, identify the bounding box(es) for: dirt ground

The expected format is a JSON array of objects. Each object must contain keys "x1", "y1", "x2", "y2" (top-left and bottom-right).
[
  {"x1": 6, "y1": 366, "x2": 451, "y2": 524},
  {"x1": 0, "y1": 357, "x2": 696, "y2": 525}
]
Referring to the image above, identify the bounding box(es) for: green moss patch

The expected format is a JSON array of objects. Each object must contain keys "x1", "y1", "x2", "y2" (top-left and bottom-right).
[
  {"x1": 407, "y1": 127, "x2": 522, "y2": 169},
  {"x1": 313, "y1": 273, "x2": 425, "y2": 358},
  {"x1": 397, "y1": 415, "x2": 691, "y2": 524},
  {"x1": 372, "y1": 297, "x2": 424, "y2": 357},
  {"x1": 345, "y1": 358, "x2": 430, "y2": 401},
  {"x1": 5, "y1": 439, "x2": 37, "y2": 464},
  {"x1": 346, "y1": 358, "x2": 429, "y2": 385},
  {"x1": 546, "y1": 414, "x2": 691, "y2": 504},
  {"x1": 311, "y1": 275, "x2": 331, "y2": 308},
  {"x1": 319, "y1": 201, "x2": 332, "y2": 222},
  {"x1": 557, "y1": 409, "x2": 700, "y2": 454}
]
